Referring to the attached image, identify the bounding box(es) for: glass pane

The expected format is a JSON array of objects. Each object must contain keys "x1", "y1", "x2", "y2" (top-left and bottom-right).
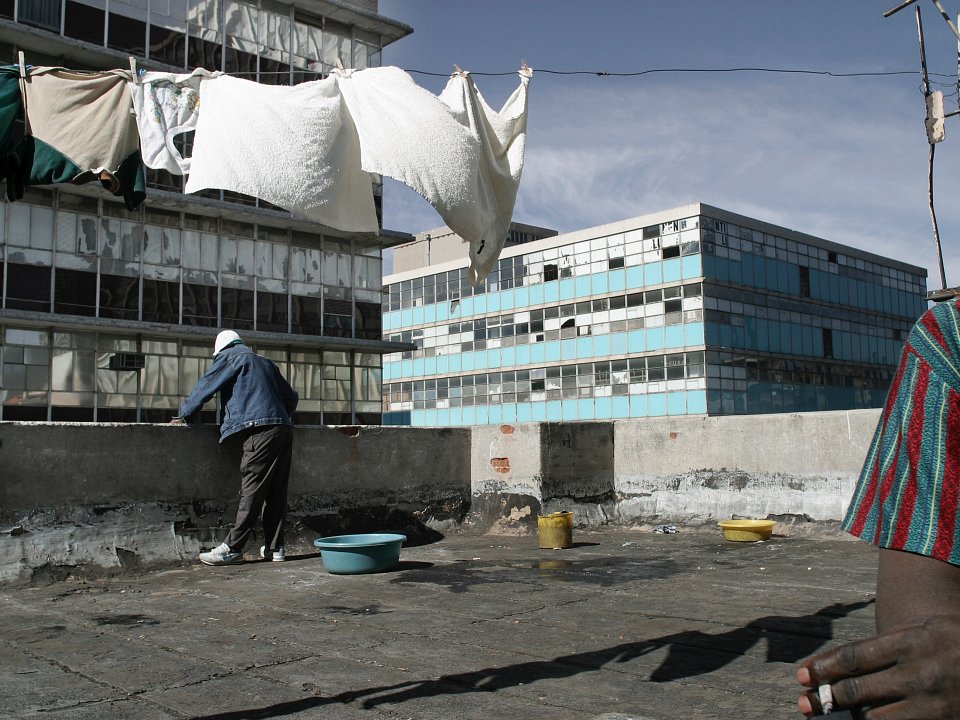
[
  {"x1": 108, "y1": 13, "x2": 147, "y2": 55},
  {"x1": 19, "y1": 0, "x2": 61, "y2": 31},
  {"x1": 51, "y1": 349, "x2": 96, "y2": 391}
]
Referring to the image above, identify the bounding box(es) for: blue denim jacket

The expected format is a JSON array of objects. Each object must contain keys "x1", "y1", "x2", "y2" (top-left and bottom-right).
[{"x1": 177, "y1": 345, "x2": 299, "y2": 442}]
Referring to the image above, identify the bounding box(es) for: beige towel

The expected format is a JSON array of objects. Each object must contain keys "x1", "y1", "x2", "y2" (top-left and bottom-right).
[{"x1": 20, "y1": 67, "x2": 139, "y2": 177}]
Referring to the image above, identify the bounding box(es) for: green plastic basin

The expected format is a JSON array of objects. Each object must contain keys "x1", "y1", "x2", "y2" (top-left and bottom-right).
[{"x1": 313, "y1": 533, "x2": 407, "y2": 574}]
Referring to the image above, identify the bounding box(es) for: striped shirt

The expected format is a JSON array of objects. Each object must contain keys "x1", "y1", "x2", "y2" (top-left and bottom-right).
[{"x1": 844, "y1": 298, "x2": 960, "y2": 566}]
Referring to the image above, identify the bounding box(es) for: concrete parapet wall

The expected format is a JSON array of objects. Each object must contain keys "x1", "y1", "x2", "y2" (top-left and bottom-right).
[
  {"x1": 0, "y1": 423, "x2": 472, "y2": 510},
  {"x1": 466, "y1": 410, "x2": 880, "y2": 533},
  {"x1": 612, "y1": 410, "x2": 880, "y2": 523},
  {"x1": 0, "y1": 410, "x2": 881, "y2": 582},
  {"x1": 0, "y1": 423, "x2": 472, "y2": 584}
]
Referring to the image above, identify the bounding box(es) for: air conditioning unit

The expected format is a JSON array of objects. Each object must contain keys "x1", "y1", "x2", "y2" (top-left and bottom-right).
[{"x1": 108, "y1": 352, "x2": 145, "y2": 371}]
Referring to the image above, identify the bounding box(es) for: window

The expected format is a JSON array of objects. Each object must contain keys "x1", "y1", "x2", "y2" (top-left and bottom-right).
[
  {"x1": 65, "y1": 0, "x2": 104, "y2": 44},
  {"x1": 221, "y1": 287, "x2": 254, "y2": 330},
  {"x1": 799, "y1": 266, "x2": 811, "y2": 298},
  {"x1": 189, "y1": 36, "x2": 223, "y2": 71},
  {"x1": 291, "y1": 295, "x2": 322, "y2": 335},
  {"x1": 183, "y1": 283, "x2": 218, "y2": 326},
  {"x1": 6, "y1": 264, "x2": 51, "y2": 312},
  {"x1": 666, "y1": 353, "x2": 685, "y2": 380},
  {"x1": 19, "y1": 0, "x2": 60, "y2": 31},
  {"x1": 108, "y1": 13, "x2": 146, "y2": 54},
  {"x1": 355, "y1": 301, "x2": 381, "y2": 340},
  {"x1": 99, "y1": 274, "x2": 139, "y2": 320},
  {"x1": 54, "y1": 269, "x2": 97, "y2": 316},
  {"x1": 323, "y1": 297, "x2": 352, "y2": 338},
  {"x1": 257, "y1": 291, "x2": 288, "y2": 333},
  {"x1": 142, "y1": 279, "x2": 180, "y2": 324},
  {"x1": 150, "y1": 24, "x2": 186, "y2": 66}
]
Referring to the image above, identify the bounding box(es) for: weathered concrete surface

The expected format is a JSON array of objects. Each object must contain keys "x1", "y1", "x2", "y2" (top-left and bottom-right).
[
  {"x1": 470, "y1": 423, "x2": 545, "y2": 534},
  {"x1": 0, "y1": 423, "x2": 471, "y2": 509},
  {"x1": 468, "y1": 411, "x2": 880, "y2": 533},
  {"x1": 541, "y1": 422, "x2": 616, "y2": 521},
  {"x1": 469, "y1": 422, "x2": 618, "y2": 533},
  {"x1": 1, "y1": 423, "x2": 471, "y2": 584},
  {"x1": 614, "y1": 411, "x2": 880, "y2": 524},
  {"x1": 0, "y1": 525, "x2": 878, "y2": 720}
]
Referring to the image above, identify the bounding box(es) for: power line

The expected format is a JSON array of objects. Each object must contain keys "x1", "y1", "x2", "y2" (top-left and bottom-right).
[{"x1": 405, "y1": 66, "x2": 941, "y2": 79}]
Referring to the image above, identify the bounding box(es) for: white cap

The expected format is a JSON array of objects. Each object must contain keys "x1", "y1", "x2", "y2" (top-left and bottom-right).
[{"x1": 213, "y1": 330, "x2": 242, "y2": 356}]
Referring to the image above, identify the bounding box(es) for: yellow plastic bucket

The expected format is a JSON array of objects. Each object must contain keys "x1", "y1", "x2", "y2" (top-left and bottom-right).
[{"x1": 538, "y1": 511, "x2": 573, "y2": 549}]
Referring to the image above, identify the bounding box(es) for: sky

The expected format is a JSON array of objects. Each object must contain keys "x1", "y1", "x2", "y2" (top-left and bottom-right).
[{"x1": 375, "y1": 0, "x2": 960, "y2": 290}]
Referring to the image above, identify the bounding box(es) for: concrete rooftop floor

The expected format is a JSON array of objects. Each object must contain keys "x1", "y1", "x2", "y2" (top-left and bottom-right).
[{"x1": 0, "y1": 524, "x2": 878, "y2": 720}]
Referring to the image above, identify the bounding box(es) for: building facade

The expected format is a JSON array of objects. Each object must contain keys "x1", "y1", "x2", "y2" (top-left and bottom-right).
[
  {"x1": 0, "y1": 0, "x2": 414, "y2": 424},
  {"x1": 382, "y1": 203, "x2": 928, "y2": 426},
  {"x1": 391, "y1": 221, "x2": 558, "y2": 275}
]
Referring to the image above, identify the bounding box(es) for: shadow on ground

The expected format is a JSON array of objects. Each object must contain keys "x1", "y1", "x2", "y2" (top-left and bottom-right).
[{"x1": 190, "y1": 600, "x2": 872, "y2": 719}]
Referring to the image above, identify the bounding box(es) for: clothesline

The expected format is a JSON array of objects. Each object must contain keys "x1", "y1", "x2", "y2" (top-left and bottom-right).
[
  {"x1": 137, "y1": 65, "x2": 937, "y2": 79},
  {"x1": 1, "y1": 62, "x2": 533, "y2": 285},
  {"x1": 406, "y1": 66, "x2": 929, "y2": 78}
]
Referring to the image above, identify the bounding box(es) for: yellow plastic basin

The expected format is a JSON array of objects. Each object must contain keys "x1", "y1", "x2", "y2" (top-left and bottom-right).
[{"x1": 718, "y1": 519, "x2": 776, "y2": 542}]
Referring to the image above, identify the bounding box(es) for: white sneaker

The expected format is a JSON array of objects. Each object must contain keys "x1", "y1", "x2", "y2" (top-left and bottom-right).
[
  {"x1": 199, "y1": 543, "x2": 243, "y2": 566},
  {"x1": 260, "y1": 545, "x2": 285, "y2": 562}
]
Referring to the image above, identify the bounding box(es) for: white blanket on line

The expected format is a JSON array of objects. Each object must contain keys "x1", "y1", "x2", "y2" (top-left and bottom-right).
[
  {"x1": 183, "y1": 74, "x2": 379, "y2": 233},
  {"x1": 439, "y1": 68, "x2": 531, "y2": 284},
  {"x1": 183, "y1": 66, "x2": 532, "y2": 279},
  {"x1": 336, "y1": 66, "x2": 532, "y2": 284}
]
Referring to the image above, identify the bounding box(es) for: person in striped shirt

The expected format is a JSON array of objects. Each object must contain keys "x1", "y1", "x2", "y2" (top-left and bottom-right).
[{"x1": 798, "y1": 298, "x2": 960, "y2": 718}]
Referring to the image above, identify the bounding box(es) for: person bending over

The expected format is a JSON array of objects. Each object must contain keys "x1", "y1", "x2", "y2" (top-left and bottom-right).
[{"x1": 171, "y1": 330, "x2": 299, "y2": 566}]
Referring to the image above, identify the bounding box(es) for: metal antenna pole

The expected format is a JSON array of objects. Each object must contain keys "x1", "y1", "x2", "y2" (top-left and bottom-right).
[
  {"x1": 919, "y1": 6, "x2": 931, "y2": 97},
  {"x1": 884, "y1": 0, "x2": 920, "y2": 17},
  {"x1": 886, "y1": 0, "x2": 958, "y2": 298},
  {"x1": 918, "y1": 7, "x2": 951, "y2": 292}
]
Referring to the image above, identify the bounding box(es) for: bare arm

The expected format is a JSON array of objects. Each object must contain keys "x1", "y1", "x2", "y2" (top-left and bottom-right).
[{"x1": 875, "y1": 547, "x2": 960, "y2": 630}]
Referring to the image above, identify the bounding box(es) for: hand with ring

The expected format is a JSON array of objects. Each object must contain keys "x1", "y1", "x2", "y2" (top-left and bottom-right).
[{"x1": 797, "y1": 615, "x2": 960, "y2": 717}]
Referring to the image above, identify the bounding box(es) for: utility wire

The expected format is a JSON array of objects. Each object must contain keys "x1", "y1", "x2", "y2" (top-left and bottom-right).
[{"x1": 404, "y1": 66, "x2": 933, "y2": 79}]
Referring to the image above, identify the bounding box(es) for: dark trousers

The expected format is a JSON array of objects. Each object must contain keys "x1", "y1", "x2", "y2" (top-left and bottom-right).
[{"x1": 225, "y1": 424, "x2": 293, "y2": 552}]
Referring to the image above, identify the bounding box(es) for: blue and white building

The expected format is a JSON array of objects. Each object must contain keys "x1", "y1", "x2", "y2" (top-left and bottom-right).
[{"x1": 381, "y1": 203, "x2": 928, "y2": 426}]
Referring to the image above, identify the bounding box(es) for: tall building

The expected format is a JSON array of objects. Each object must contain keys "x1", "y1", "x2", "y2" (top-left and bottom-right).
[
  {"x1": 0, "y1": 0, "x2": 413, "y2": 424},
  {"x1": 381, "y1": 203, "x2": 928, "y2": 426},
  {"x1": 391, "y1": 222, "x2": 558, "y2": 275}
]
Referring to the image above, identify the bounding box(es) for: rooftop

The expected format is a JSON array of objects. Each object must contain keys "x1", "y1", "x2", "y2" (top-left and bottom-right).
[{"x1": 0, "y1": 523, "x2": 876, "y2": 720}]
